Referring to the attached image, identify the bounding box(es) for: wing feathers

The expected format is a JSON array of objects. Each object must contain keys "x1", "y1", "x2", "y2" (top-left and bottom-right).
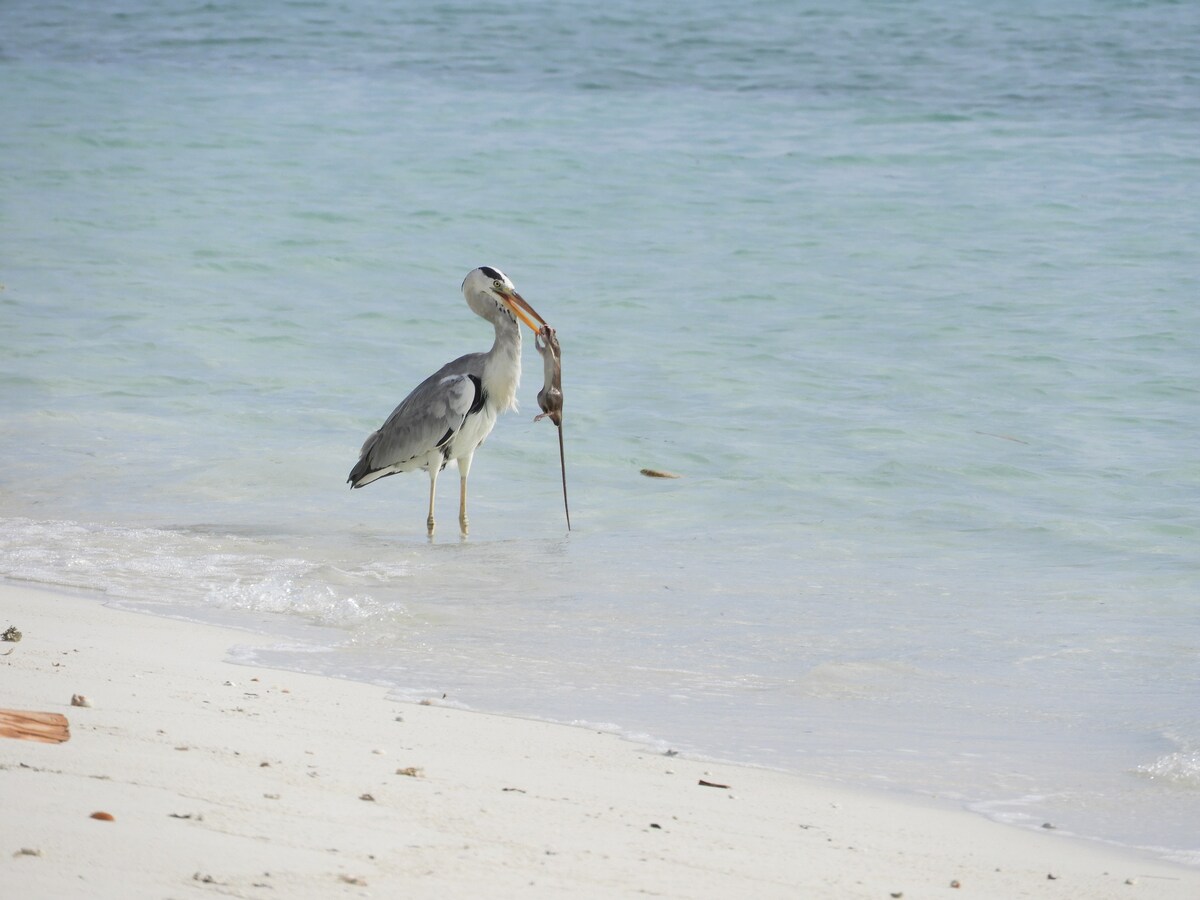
[{"x1": 347, "y1": 362, "x2": 484, "y2": 488}]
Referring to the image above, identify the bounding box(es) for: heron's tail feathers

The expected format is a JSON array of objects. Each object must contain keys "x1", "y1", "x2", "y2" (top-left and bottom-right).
[
  {"x1": 347, "y1": 431, "x2": 383, "y2": 489},
  {"x1": 348, "y1": 465, "x2": 391, "y2": 489}
]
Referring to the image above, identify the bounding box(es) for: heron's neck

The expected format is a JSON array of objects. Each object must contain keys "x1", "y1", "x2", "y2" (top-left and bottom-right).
[{"x1": 484, "y1": 322, "x2": 522, "y2": 412}]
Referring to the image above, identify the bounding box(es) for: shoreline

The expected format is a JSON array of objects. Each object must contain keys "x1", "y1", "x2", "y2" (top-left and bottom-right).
[{"x1": 2, "y1": 580, "x2": 1197, "y2": 898}]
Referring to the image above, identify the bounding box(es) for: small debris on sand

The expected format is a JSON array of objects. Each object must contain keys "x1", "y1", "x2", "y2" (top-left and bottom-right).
[
  {"x1": 359, "y1": 793, "x2": 376, "y2": 802},
  {"x1": 13, "y1": 847, "x2": 42, "y2": 858},
  {"x1": 395, "y1": 766, "x2": 423, "y2": 778},
  {"x1": 90, "y1": 811, "x2": 115, "y2": 821},
  {"x1": 70, "y1": 694, "x2": 92, "y2": 708},
  {"x1": 0, "y1": 710, "x2": 71, "y2": 743},
  {"x1": 2, "y1": 626, "x2": 21, "y2": 642}
]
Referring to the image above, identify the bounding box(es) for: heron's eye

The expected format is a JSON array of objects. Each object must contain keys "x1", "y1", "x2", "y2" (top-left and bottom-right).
[{"x1": 493, "y1": 280, "x2": 503, "y2": 290}]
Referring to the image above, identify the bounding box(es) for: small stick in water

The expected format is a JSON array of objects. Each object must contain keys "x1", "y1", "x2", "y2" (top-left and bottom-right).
[{"x1": 534, "y1": 325, "x2": 570, "y2": 530}]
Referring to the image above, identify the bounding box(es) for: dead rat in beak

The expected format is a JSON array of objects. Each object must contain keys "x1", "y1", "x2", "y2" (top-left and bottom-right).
[{"x1": 534, "y1": 325, "x2": 570, "y2": 530}]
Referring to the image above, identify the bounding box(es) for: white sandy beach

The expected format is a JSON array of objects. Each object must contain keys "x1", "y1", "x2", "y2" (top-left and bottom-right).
[{"x1": 1, "y1": 581, "x2": 1197, "y2": 899}]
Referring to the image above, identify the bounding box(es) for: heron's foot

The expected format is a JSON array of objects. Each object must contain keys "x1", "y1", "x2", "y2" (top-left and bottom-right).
[{"x1": 426, "y1": 515, "x2": 436, "y2": 536}]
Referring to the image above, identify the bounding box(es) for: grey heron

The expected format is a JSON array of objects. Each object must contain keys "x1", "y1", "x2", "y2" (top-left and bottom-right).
[{"x1": 347, "y1": 266, "x2": 547, "y2": 536}]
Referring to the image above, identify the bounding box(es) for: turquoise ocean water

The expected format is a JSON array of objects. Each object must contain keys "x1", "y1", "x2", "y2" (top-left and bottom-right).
[{"x1": 3, "y1": 0, "x2": 1198, "y2": 863}]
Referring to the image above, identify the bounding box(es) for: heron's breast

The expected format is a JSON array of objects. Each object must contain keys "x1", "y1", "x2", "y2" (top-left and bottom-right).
[{"x1": 482, "y1": 343, "x2": 521, "y2": 413}]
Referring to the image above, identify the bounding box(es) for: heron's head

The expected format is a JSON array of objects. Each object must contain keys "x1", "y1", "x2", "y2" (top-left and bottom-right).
[{"x1": 462, "y1": 266, "x2": 546, "y2": 333}]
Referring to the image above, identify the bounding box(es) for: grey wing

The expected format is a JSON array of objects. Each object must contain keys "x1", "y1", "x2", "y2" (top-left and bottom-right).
[{"x1": 348, "y1": 355, "x2": 484, "y2": 488}]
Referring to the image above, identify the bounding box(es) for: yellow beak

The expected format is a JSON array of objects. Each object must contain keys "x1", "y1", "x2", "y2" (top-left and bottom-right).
[{"x1": 500, "y1": 288, "x2": 547, "y2": 334}]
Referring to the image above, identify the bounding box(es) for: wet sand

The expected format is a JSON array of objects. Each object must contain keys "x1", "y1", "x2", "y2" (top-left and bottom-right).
[{"x1": 2, "y1": 581, "x2": 1196, "y2": 899}]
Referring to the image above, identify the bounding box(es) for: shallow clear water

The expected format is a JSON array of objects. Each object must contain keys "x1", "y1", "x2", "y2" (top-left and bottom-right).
[{"x1": 2, "y1": 0, "x2": 1199, "y2": 863}]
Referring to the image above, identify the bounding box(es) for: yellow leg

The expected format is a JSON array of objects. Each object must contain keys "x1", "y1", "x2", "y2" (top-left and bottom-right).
[
  {"x1": 456, "y1": 453, "x2": 474, "y2": 536},
  {"x1": 426, "y1": 466, "x2": 439, "y2": 536},
  {"x1": 458, "y1": 475, "x2": 469, "y2": 535}
]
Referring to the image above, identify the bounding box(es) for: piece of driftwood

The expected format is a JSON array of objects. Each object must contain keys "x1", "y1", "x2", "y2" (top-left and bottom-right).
[{"x1": 0, "y1": 709, "x2": 71, "y2": 743}]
